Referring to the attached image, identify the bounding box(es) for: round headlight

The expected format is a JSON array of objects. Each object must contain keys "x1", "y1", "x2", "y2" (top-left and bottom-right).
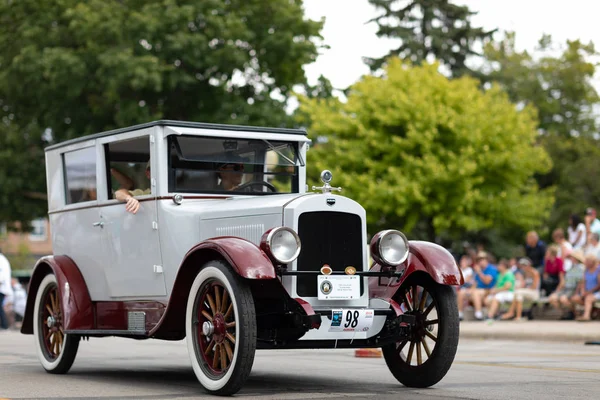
[
  {"x1": 264, "y1": 227, "x2": 301, "y2": 264},
  {"x1": 374, "y1": 230, "x2": 409, "y2": 266}
]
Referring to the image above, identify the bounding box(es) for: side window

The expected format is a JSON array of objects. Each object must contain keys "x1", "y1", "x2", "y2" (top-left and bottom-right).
[
  {"x1": 64, "y1": 146, "x2": 97, "y2": 204},
  {"x1": 105, "y1": 136, "x2": 151, "y2": 199}
]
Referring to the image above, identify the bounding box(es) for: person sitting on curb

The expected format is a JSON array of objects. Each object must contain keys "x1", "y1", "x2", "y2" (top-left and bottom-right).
[
  {"x1": 457, "y1": 254, "x2": 474, "y2": 292},
  {"x1": 542, "y1": 245, "x2": 566, "y2": 296},
  {"x1": 485, "y1": 259, "x2": 516, "y2": 321},
  {"x1": 548, "y1": 250, "x2": 585, "y2": 320},
  {"x1": 571, "y1": 254, "x2": 600, "y2": 321},
  {"x1": 500, "y1": 257, "x2": 541, "y2": 321},
  {"x1": 457, "y1": 251, "x2": 498, "y2": 321}
]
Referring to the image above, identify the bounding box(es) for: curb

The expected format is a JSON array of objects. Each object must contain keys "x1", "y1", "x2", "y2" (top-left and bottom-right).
[{"x1": 459, "y1": 329, "x2": 600, "y2": 343}]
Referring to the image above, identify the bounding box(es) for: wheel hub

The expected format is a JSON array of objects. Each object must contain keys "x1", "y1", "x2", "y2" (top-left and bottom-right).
[
  {"x1": 46, "y1": 315, "x2": 56, "y2": 328},
  {"x1": 212, "y1": 314, "x2": 226, "y2": 343},
  {"x1": 202, "y1": 321, "x2": 214, "y2": 336}
]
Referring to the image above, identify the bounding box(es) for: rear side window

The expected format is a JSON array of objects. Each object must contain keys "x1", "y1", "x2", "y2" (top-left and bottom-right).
[{"x1": 63, "y1": 146, "x2": 97, "y2": 204}]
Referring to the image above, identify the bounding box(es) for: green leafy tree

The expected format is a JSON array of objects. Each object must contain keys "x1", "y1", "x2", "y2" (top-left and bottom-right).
[
  {"x1": 0, "y1": 0, "x2": 324, "y2": 227},
  {"x1": 482, "y1": 32, "x2": 600, "y2": 229},
  {"x1": 483, "y1": 32, "x2": 599, "y2": 139},
  {"x1": 298, "y1": 58, "x2": 554, "y2": 242},
  {"x1": 366, "y1": 0, "x2": 495, "y2": 77}
]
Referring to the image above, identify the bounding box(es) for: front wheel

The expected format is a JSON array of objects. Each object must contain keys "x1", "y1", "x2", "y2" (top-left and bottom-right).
[
  {"x1": 186, "y1": 260, "x2": 257, "y2": 396},
  {"x1": 33, "y1": 274, "x2": 80, "y2": 374},
  {"x1": 383, "y1": 274, "x2": 459, "y2": 388}
]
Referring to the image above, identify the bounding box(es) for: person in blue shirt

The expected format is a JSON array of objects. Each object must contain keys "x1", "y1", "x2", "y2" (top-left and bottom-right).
[{"x1": 457, "y1": 251, "x2": 498, "y2": 321}]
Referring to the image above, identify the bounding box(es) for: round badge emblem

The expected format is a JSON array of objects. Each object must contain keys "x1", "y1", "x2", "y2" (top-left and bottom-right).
[
  {"x1": 320, "y1": 264, "x2": 332, "y2": 275},
  {"x1": 345, "y1": 266, "x2": 356, "y2": 275},
  {"x1": 320, "y1": 280, "x2": 333, "y2": 295}
]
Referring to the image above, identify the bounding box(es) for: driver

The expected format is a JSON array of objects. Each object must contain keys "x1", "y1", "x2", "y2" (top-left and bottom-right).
[{"x1": 217, "y1": 162, "x2": 244, "y2": 191}]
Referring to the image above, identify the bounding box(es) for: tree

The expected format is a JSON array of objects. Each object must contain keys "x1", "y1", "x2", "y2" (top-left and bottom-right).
[
  {"x1": 483, "y1": 32, "x2": 599, "y2": 139},
  {"x1": 482, "y1": 32, "x2": 600, "y2": 229},
  {"x1": 366, "y1": 0, "x2": 495, "y2": 77},
  {"x1": 0, "y1": 0, "x2": 324, "y2": 227},
  {"x1": 298, "y1": 58, "x2": 554, "y2": 243}
]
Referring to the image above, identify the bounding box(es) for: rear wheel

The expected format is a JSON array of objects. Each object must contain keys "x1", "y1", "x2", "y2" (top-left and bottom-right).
[
  {"x1": 33, "y1": 274, "x2": 80, "y2": 374},
  {"x1": 383, "y1": 274, "x2": 459, "y2": 388},
  {"x1": 186, "y1": 260, "x2": 256, "y2": 396}
]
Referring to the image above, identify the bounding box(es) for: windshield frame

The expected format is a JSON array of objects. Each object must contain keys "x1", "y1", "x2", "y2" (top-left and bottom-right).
[{"x1": 166, "y1": 135, "x2": 303, "y2": 196}]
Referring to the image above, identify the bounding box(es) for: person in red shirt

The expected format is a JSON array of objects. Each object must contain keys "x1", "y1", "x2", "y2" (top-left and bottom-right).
[{"x1": 542, "y1": 245, "x2": 565, "y2": 297}]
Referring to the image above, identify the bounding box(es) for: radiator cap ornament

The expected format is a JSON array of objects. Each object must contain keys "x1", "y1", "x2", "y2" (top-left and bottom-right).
[{"x1": 312, "y1": 170, "x2": 342, "y2": 194}]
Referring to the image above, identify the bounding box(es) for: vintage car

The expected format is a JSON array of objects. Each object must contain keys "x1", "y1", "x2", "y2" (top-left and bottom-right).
[{"x1": 21, "y1": 120, "x2": 462, "y2": 395}]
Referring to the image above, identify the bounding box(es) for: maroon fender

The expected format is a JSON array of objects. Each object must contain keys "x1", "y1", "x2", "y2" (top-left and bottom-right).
[
  {"x1": 190, "y1": 237, "x2": 277, "y2": 279},
  {"x1": 149, "y1": 237, "x2": 276, "y2": 339},
  {"x1": 21, "y1": 256, "x2": 94, "y2": 334},
  {"x1": 369, "y1": 240, "x2": 463, "y2": 300},
  {"x1": 406, "y1": 240, "x2": 463, "y2": 286}
]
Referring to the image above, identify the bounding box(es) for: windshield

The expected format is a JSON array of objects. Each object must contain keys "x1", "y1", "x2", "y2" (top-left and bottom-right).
[{"x1": 168, "y1": 135, "x2": 303, "y2": 195}]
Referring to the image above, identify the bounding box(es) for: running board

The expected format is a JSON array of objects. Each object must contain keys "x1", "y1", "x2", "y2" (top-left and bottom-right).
[
  {"x1": 64, "y1": 329, "x2": 147, "y2": 336},
  {"x1": 65, "y1": 311, "x2": 147, "y2": 336}
]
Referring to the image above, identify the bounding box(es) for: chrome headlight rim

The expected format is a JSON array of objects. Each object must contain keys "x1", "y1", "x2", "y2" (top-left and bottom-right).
[
  {"x1": 264, "y1": 226, "x2": 301, "y2": 264},
  {"x1": 375, "y1": 229, "x2": 409, "y2": 266}
]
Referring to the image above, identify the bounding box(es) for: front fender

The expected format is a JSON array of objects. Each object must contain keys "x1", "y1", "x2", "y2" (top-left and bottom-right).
[
  {"x1": 406, "y1": 241, "x2": 463, "y2": 286},
  {"x1": 369, "y1": 240, "x2": 463, "y2": 300},
  {"x1": 149, "y1": 236, "x2": 276, "y2": 339},
  {"x1": 21, "y1": 256, "x2": 93, "y2": 334},
  {"x1": 190, "y1": 237, "x2": 277, "y2": 279}
]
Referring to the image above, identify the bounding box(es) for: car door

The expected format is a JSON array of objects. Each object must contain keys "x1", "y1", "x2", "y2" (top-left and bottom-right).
[
  {"x1": 99, "y1": 133, "x2": 166, "y2": 298},
  {"x1": 50, "y1": 144, "x2": 112, "y2": 300}
]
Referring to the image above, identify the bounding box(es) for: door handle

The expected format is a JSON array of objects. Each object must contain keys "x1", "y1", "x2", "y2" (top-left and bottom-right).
[{"x1": 92, "y1": 221, "x2": 104, "y2": 228}]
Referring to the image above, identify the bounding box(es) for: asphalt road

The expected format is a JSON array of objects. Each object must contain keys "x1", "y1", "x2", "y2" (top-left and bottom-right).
[{"x1": 1, "y1": 329, "x2": 599, "y2": 400}]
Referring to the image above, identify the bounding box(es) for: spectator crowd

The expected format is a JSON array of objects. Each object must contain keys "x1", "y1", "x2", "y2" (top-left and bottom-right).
[{"x1": 457, "y1": 207, "x2": 600, "y2": 322}]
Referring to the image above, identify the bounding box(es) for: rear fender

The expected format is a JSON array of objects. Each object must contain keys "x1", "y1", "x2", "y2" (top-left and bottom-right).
[
  {"x1": 369, "y1": 240, "x2": 463, "y2": 301},
  {"x1": 21, "y1": 256, "x2": 93, "y2": 334},
  {"x1": 149, "y1": 237, "x2": 276, "y2": 339}
]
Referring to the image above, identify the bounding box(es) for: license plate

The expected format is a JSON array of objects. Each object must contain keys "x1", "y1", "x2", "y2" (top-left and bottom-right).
[
  {"x1": 329, "y1": 309, "x2": 374, "y2": 332},
  {"x1": 317, "y1": 275, "x2": 360, "y2": 300}
]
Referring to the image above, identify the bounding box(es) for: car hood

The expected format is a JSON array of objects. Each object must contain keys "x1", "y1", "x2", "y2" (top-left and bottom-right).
[{"x1": 176, "y1": 193, "x2": 311, "y2": 221}]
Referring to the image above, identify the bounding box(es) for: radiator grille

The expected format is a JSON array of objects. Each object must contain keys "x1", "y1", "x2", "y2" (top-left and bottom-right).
[{"x1": 296, "y1": 211, "x2": 364, "y2": 297}]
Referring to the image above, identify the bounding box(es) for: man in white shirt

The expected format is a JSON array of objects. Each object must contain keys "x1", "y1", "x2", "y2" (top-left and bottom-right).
[{"x1": 0, "y1": 248, "x2": 14, "y2": 330}]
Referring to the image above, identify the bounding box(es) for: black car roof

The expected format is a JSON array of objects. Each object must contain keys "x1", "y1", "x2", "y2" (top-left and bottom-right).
[{"x1": 44, "y1": 119, "x2": 308, "y2": 151}]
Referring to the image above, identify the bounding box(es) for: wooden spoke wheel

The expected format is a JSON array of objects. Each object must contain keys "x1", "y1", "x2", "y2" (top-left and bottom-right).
[
  {"x1": 383, "y1": 274, "x2": 459, "y2": 388},
  {"x1": 197, "y1": 282, "x2": 237, "y2": 375},
  {"x1": 186, "y1": 260, "x2": 256, "y2": 396},
  {"x1": 33, "y1": 274, "x2": 80, "y2": 374}
]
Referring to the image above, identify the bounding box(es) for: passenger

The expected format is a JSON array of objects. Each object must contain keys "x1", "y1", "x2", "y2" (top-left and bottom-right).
[{"x1": 115, "y1": 160, "x2": 151, "y2": 214}]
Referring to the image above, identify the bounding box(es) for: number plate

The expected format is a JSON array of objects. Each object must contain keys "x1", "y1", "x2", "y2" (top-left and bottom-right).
[
  {"x1": 329, "y1": 309, "x2": 374, "y2": 332},
  {"x1": 317, "y1": 275, "x2": 360, "y2": 300}
]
